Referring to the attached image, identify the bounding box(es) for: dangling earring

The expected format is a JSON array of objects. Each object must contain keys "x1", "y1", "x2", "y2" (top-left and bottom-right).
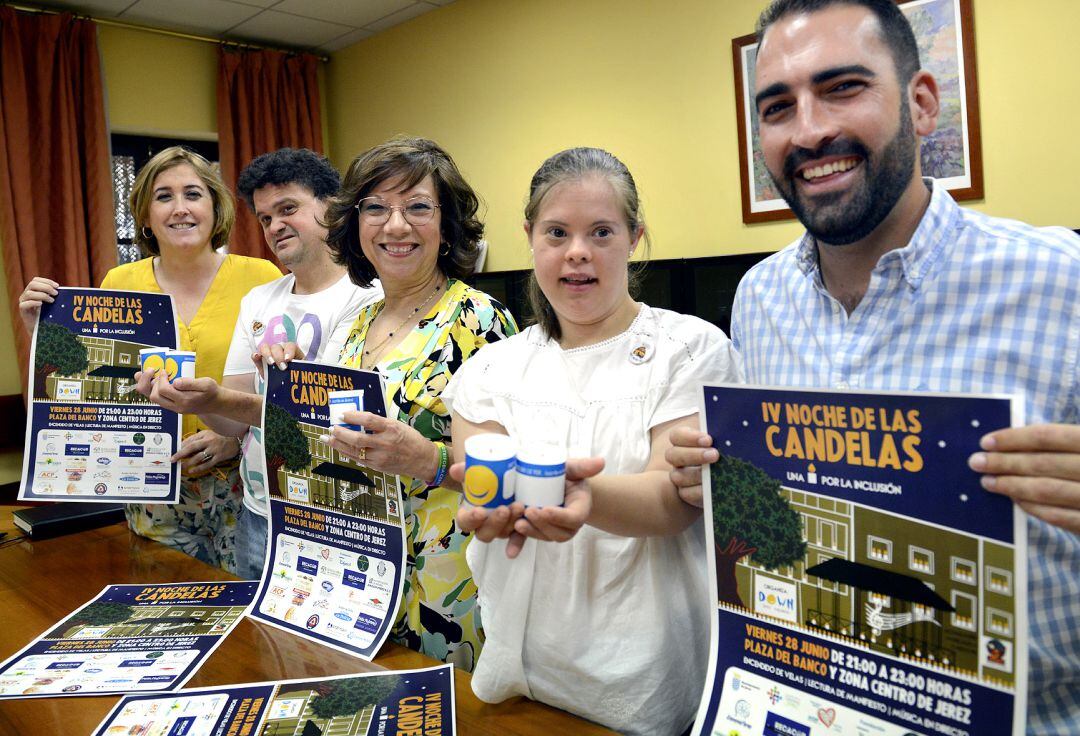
[
  {"x1": 141, "y1": 226, "x2": 154, "y2": 240},
  {"x1": 439, "y1": 242, "x2": 451, "y2": 256}
]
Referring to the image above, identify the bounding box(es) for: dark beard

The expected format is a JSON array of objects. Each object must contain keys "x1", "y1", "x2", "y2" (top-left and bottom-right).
[{"x1": 769, "y1": 106, "x2": 916, "y2": 246}]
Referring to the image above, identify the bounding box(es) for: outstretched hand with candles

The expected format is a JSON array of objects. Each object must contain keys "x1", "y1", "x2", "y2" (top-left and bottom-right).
[
  {"x1": 451, "y1": 457, "x2": 604, "y2": 559},
  {"x1": 134, "y1": 368, "x2": 220, "y2": 415}
]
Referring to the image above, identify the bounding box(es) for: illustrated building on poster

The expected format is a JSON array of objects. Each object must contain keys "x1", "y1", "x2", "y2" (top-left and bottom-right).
[
  {"x1": 263, "y1": 673, "x2": 404, "y2": 734},
  {"x1": 41, "y1": 334, "x2": 150, "y2": 404},
  {"x1": 48, "y1": 604, "x2": 246, "y2": 640},
  {"x1": 262, "y1": 685, "x2": 374, "y2": 734},
  {"x1": 733, "y1": 485, "x2": 1016, "y2": 686},
  {"x1": 270, "y1": 418, "x2": 400, "y2": 524}
]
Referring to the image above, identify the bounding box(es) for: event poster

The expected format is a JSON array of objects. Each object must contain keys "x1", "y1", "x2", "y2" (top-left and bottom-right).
[
  {"x1": 251, "y1": 360, "x2": 406, "y2": 660},
  {"x1": 20, "y1": 287, "x2": 181, "y2": 503},
  {"x1": 92, "y1": 664, "x2": 455, "y2": 736},
  {"x1": 694, "y1": 386, "x2": 1027, "y2": 736},
  {"x1": 0, "y1": 581, "x2": 256, "y2": 698}
]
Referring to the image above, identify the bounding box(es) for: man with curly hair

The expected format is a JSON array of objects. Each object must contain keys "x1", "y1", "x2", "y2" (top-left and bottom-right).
[{"x1": 142, "y1": 148, "x2": 381, "y2": 578}]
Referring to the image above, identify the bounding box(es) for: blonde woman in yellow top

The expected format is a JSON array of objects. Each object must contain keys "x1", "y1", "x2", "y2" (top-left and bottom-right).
[{"x1": 21, "y1": 147, "x2": 281, "y2": 572}]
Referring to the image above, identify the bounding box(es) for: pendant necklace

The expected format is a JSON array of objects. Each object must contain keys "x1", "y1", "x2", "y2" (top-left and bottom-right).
[{"x1": 362, "y1": 280, "x2": 444, "y2": 366}]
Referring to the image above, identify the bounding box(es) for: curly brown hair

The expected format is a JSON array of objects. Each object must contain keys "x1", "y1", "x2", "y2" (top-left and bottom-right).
[
  {"x1": 130, "y1": 146, "x2": 235, "y2": 256},
  {"x1": 324, "y1": 136, "x2": 484, "y2": 288}
]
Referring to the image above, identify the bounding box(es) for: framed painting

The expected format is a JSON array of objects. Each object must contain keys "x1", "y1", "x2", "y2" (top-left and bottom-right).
[{"x1": 732, "y1": 0, "x2": 983, "y2": 224}]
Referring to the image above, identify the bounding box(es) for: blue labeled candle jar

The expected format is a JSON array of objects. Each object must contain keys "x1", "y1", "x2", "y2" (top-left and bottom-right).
[
  {"x1": 463, "y1": 433, "x2": 517, "y2": 507},
  {"x1": 138, "y1": 347, "x2": 167, "y2": 374},
  {"x1": 165, "y1": 350, "x2": 196, "y2": 382},
  {"x1": 514, "y1": 444, "x2": 567, "y2": 507}
]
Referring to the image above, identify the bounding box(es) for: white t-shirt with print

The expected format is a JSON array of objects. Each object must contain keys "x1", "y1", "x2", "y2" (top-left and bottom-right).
[
  {"x1": 443, "y1": 304, "x2": 741, "y2": 736},
  {"x1": 223, "y1": 272, "x2": 381, "y2": 517}
]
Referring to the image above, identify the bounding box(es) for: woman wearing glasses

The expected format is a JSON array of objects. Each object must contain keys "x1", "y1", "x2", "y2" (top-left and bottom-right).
[{"x1": 318, "y1": 136, "x2": 517, "y2": 671}]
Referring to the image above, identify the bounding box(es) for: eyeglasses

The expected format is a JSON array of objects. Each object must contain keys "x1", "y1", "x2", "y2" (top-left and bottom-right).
[{"x1": 355, "y1": 195, "x2": 440, "y2": 226}]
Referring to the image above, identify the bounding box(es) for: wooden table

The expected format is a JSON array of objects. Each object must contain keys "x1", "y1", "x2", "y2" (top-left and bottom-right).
[{"x1": 0, "y1": 509, "x2": 614, "y2": 734}]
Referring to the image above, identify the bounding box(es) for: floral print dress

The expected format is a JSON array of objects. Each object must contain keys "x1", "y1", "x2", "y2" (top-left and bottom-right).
[{"x1": 338, "y1": 279, "x2": 517, "y2": 672}]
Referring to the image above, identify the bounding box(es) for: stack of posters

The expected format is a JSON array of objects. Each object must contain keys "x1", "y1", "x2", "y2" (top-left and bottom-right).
[
  {"x1": 92, "y1": 664, "x2": 455, "y2": 736},
  {"x1": 19, "y1": 287, "x2": 181, "y2": 504},
  {"x1": 694, "y1": 386, "x2": 1027, "y2": 736},
  {"x1": 251, "y1": 360, "x2": 406, "y2": 660},
  {"x1": 0, "y1": 582, "x2": 257, "y2": 698}
]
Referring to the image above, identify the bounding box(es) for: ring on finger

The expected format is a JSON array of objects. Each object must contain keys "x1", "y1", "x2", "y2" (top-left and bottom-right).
[
  {"x1": 358, "y1": 447, "x2": 366, "y2": 461},
  {"x1": 201, "y1": 450, "x2": 213, "y2": 463}
]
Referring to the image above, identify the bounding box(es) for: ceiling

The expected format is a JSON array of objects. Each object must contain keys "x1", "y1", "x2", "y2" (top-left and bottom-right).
[{"x1": 25, "y1": 0, "x2": 455, "y2": 54}]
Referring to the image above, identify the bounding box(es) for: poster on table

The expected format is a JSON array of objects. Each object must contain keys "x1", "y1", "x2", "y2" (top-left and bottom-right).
[
  {"x1": 0, "y1": 581, "x2": 257, "y2": 699},
  {"x1": 250, "y1": 360, "x2": 406, "y2": 660},
  {"x1": 20, "y1": 287, "x2": 181, "y2": 503},
  {"x1": 693, "y1": 385, "x2": 1027, "y2": 736},
  {"x1": 92, "y1": 663, "x2": 455, "y2": 736}
]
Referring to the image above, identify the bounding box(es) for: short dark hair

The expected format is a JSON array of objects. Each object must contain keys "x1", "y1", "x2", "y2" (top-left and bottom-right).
[
  {"x1": 324, "y1": 136, "x2": 484, "y2": 289},
  {"x1": 236, "y1": 148, "x2": 340, "y2": 210},
  {"x1": 756, "y1": 0, "x2": 921, "y2": 83}
]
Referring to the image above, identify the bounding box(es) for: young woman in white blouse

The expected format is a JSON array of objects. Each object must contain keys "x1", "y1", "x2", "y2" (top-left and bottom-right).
[{"x1": 443, "y1": 147, "x2": 741, "y2": 735}]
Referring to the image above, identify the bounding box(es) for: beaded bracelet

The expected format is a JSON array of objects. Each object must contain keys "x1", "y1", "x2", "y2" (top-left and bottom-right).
[{"x1": 430, "y1": 441, "x2": 450, "y2": 488}]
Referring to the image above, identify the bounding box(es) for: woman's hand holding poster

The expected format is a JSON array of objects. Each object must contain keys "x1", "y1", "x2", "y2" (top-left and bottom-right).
[{"x1": 20, "y1": 287, "x2": 181, "y2": 504}]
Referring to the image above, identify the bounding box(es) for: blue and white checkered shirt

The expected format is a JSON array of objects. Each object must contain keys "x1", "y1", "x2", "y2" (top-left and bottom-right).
[{"x1": 731, "y1": 180, "x2": 1080, "y2": 734}]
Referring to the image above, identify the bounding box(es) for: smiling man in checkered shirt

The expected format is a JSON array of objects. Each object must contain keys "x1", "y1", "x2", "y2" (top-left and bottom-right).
[{"x1": 667, "y1": 0, "x2": 1080, "y2": 732}]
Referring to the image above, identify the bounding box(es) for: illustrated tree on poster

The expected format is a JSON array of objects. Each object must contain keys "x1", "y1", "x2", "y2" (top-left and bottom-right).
[
  {"x1": 309, "y1": 674, "x2": 403, "y2": 718},
  {"x1": 34, "y1": 322, "x2": 88, "y2": 399},
  {"x1": 50, "y1": 601, "x2": 133, "y2": 637},
  {"x1": 264, "y1": 402, "x2": 312, "y2": 497},
  {"x1": 710, "y1": 455, "x2": 806, "y2": 607}
]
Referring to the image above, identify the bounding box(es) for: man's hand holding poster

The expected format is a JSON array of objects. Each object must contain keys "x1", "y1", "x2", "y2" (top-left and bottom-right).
[
  {"x1": 20, "y1": 287, "x2": 181, "y2": 503},
  {"x1": 694, "y1": 386, "x2": 1027, "y2": 736},
  {"x1": 250, "y1": 360, "x2": 406, "y2": 660}
]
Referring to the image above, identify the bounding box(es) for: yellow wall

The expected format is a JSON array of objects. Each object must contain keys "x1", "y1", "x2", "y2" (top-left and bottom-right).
[
  {"x1": 98, "y1": 25, "x2": 330, "y2": 144},
  {"x1": 0, "y1": 264, "x2": 20, "y2": 395},
  {"x1": 327, "y1": 0, "x2": 1080, "y2": 272},
  {"x1": 98, "y1": 25, "x2": 219, "y2": 137},
  {"x1": 969, "y1": 0, "x2": 1077, "y2": 226}
]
